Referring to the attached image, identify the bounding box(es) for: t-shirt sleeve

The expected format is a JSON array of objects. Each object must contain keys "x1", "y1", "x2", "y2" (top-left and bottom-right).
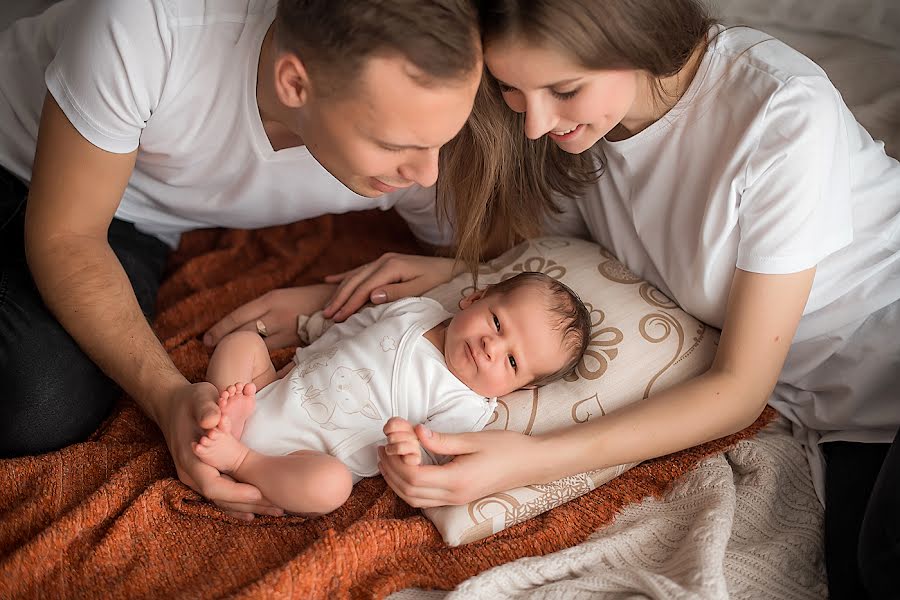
[
  {"x1": 44, "y1": 0, "x2": 174, "y2": 154},
  {"x1": 736, "y1": 75, "x2": 854, "y2": 274},
  {"x1": 388, "y1": 185, "x2": 455, "y2": 247}
]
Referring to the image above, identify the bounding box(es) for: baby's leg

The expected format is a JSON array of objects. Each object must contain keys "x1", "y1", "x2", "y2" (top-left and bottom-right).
[
  {"x1": 206, "y1": 330, "x2": 277, "y2": 390},
  {"x1": 194, "y1": 421, "x2": 353, "y2": 516},
  {"x1": 206, "y1": 331, "x2": 277, "y2": 434}
]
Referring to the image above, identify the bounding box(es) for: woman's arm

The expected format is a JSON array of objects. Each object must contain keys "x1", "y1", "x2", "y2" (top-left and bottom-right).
[
  {"x1": 204, "y1": 254, "x2": 464, "y2": 348},
  {"x1": 379, "y1": 267, "x2": 816, "y2": 506}
]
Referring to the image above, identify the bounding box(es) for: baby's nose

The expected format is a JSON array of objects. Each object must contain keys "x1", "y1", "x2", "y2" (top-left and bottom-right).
[{"x1": 482, "y1": 335, "x2": 499, "y2": 360}]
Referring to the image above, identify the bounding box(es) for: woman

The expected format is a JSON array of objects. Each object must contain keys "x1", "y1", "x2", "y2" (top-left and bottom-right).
[{"x1": 206, "y1": 1, "x2": 899, "y2": 596}]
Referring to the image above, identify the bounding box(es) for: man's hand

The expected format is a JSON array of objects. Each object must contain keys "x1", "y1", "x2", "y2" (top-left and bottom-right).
[
  {"x1": 157, "y1": 381, "x2": 284, "y2": 520},
  {"x1": 204, "y1": 284, "x2": 336, "y2": 350}
]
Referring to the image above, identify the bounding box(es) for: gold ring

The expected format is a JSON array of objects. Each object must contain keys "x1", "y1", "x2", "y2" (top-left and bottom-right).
[{"x1": 255, "y1": 319, "x2": 269, "y2": 338}]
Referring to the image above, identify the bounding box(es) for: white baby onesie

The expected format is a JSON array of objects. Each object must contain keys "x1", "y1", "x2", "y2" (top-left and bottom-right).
[{"x1": 239, "y1": 298, "x2": 497, "y2": 482}]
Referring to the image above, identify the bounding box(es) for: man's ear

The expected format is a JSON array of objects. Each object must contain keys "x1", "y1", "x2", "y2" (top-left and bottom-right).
[
  {"x1": 273, "y1": 52, "x2": 311, "y2": 108},
  {"x1": 458, "y1": 288, "x2": 487, "y2": 310}
]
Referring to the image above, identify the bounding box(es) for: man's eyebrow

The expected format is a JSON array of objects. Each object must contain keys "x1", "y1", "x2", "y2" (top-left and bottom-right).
[
  {"x1": 495, "y1": 76, "x2": 581, "y2": 90},
  {"x1": 373, "y1": 138, "x2": 433, "y2": 151}
]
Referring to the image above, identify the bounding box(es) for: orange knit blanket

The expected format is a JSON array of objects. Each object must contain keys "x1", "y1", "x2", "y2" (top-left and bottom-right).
[{"x1": 0, "y1": 209, "x2": 774, "y2": 599}]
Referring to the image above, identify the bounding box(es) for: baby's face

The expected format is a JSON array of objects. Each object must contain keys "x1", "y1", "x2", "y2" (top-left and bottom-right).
[{"x1": 443, "y1": 285, "x2": 568, "y2": 397}]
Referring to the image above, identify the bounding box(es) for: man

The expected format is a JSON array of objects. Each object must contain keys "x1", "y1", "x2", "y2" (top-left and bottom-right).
[{"x1": 0, "y1": 0, "x2": 481, "y2": 520}]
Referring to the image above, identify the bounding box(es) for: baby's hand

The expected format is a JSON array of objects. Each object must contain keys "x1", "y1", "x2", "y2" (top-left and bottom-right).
[{"x1": 383, "y1": 417, "x2": 423, "y2": 466}]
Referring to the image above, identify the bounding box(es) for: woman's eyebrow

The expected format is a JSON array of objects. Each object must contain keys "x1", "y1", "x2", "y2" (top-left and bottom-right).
[{"x1": 495, "y1": 76, "x2": 581, "y2": 90}]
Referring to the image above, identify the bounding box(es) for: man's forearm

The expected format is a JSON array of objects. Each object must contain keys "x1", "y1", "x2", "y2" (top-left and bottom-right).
[{"x1": 27, "y1": 235, "x2": 184, "y2": 424}]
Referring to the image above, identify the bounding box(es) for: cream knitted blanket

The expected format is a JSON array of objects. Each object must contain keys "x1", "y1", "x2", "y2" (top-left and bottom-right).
[{"x1": 395, "y1": 417, "x2": 827, "y2": 600}]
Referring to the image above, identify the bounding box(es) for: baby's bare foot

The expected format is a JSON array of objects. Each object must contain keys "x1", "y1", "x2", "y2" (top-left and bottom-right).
[
  {"x1": 217, "y1": 382, "x2": 256, "y2": 439},
  {"x1": 192, "y1": 419, "x2": 250, "y2": 474}
]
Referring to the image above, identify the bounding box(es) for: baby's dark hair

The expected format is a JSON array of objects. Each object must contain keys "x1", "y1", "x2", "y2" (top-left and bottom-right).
[{"x1": 485, "y1": 272, "x2": 591, "y2": 387}]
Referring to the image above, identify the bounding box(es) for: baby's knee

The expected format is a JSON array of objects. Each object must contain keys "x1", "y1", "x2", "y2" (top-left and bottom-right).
[
  {"x1": 219, "y1": 330, "x2": 268, "y2": 352},
  {"x1": 306, "y1": 458, "x2": 353, "y2": 514}
]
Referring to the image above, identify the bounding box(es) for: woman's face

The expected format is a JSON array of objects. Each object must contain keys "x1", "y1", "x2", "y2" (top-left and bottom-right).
[{"x1": 484, "y1": 36, "x2": 641, "y2": 154}]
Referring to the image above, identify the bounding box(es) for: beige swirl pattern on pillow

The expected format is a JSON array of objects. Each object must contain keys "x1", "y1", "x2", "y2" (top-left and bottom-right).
[{"x1": 421, "y1": 237, "x2": 720, "y2": 546}]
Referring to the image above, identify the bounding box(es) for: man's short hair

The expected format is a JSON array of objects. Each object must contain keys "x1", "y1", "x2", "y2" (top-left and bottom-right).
[{"x1": 275, "y1": 0, "x2": 481, "y2": 97}]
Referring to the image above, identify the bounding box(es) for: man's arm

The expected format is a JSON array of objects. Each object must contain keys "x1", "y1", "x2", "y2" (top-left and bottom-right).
[
  {"x1": 26, "y1": 95, "x2": 179, "y2": 424},
  {"x1": 25, "y1": 95, "x2": 276, "y2": 518}
]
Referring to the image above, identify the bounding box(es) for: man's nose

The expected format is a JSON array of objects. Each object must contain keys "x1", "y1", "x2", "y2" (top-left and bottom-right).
[{"x1": 399, "y1": 147, "x2": 440, "y2": 188}]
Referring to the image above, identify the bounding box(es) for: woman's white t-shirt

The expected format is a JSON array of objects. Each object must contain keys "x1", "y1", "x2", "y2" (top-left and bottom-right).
[
  {"x1": 546, "y1": 26, "x2": 900, "y2": 497},
  {"x1": 0, "y1": 0, "x2": 448, "y2": 248}
]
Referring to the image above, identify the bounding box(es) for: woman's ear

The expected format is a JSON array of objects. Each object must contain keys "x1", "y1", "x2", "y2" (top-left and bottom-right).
[
  {"x1": 273, "y1": 52, "x2": 311, "y2": 108},
  {"x1": 458, "y1": 288, "x2": 487, "y2": 310}
]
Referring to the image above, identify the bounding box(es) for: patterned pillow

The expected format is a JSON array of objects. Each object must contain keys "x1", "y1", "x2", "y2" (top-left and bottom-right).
[{"x1": 420, "y1": 237, "x2": 720, "y2": 546}]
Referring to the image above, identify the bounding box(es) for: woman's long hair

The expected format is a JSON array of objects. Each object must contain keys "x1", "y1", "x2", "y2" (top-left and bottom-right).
[{"x1": 438, "y1": 0, "x2": 715, "y2": 271}]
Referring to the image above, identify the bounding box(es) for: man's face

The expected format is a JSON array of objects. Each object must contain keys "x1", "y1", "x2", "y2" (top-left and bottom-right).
[{"x1": 296, "y1": 55, "x2": 482, "y2": 197}]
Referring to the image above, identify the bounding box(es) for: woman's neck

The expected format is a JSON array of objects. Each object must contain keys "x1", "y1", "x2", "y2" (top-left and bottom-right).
[{"x1": 610, "y1": 41, "x2": 707, "y2": 141}]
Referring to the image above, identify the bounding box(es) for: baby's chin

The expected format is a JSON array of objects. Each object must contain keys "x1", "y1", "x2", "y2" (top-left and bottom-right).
[{"x1": 460, "y1": 378, "x2": 511, "y2": 399}]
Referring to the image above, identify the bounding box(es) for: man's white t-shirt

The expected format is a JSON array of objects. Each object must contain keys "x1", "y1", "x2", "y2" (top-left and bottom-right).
[
  {"x1": 0, "y1": 0, "x2": 448, "y2": 248},
  {"x1": 545, "y1": 26, "x2": 900, "y2": 497}
]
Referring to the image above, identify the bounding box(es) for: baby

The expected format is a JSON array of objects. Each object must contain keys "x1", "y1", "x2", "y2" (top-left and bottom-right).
[{"x1": 194, "y1": 272, "x2": 591, "y2": 515}]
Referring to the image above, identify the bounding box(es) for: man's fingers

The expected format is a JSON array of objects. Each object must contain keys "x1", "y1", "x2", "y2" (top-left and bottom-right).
[
  {"x1": 215, "y1": 500, "x2": 284, "y2": 517},
  {"x1": 194, "y1": 464, "x2": 263, "y2": 504},
  {"x1": 189, "y1": 382, "x2": 222, "y2": 429},
  {"x1": 261, "y1": 329, "x2": 299, "y2": 351},
  {"x1": 223, "y1": 510, "x2": 255, "y2": 521},
  {"x1": 204, "y1": 299, "x2": 266, "y2": 346}
]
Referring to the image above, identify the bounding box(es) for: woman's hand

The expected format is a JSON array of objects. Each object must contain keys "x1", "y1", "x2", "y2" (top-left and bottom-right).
[
  {"x1": 378, "y1": 423, "x2": 547, "y2": 507},
  {"x1": 322, "y1": 253, "x2": 462, "y2": 322},
  {"x1": 203, "y1": 283, "x2": 335, "y2": 349}
]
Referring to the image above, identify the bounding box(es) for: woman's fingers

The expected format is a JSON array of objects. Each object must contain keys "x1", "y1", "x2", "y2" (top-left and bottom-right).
[
  {"x1": 322, "y1": 260, "x2": 392, "y2": 319},
  {"x1": 377, "y1": 447, "x2": 453, "y2": 507},
  {"x1": 414, "y1": 426, "x2": 480, "y2": 457}
]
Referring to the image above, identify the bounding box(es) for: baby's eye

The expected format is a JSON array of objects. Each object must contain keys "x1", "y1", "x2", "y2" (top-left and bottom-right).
[
  {"x1": 493, "y1": 314, "x2": 501, "y2": 331},
  {"x1": 498, "y1": 83, "x2": 516, "y2": 93},
  {"x1": 508, "y1": 355, "x2": 517, "y2": 370}
]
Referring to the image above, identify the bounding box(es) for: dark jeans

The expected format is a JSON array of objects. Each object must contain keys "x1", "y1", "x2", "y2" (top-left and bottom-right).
[
  {"x1": 0, "y1": 165, "x2": 169, "y2": 457},
  {"x1": 824, "y1": 429, "x2": 900, "y2": 600}
]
